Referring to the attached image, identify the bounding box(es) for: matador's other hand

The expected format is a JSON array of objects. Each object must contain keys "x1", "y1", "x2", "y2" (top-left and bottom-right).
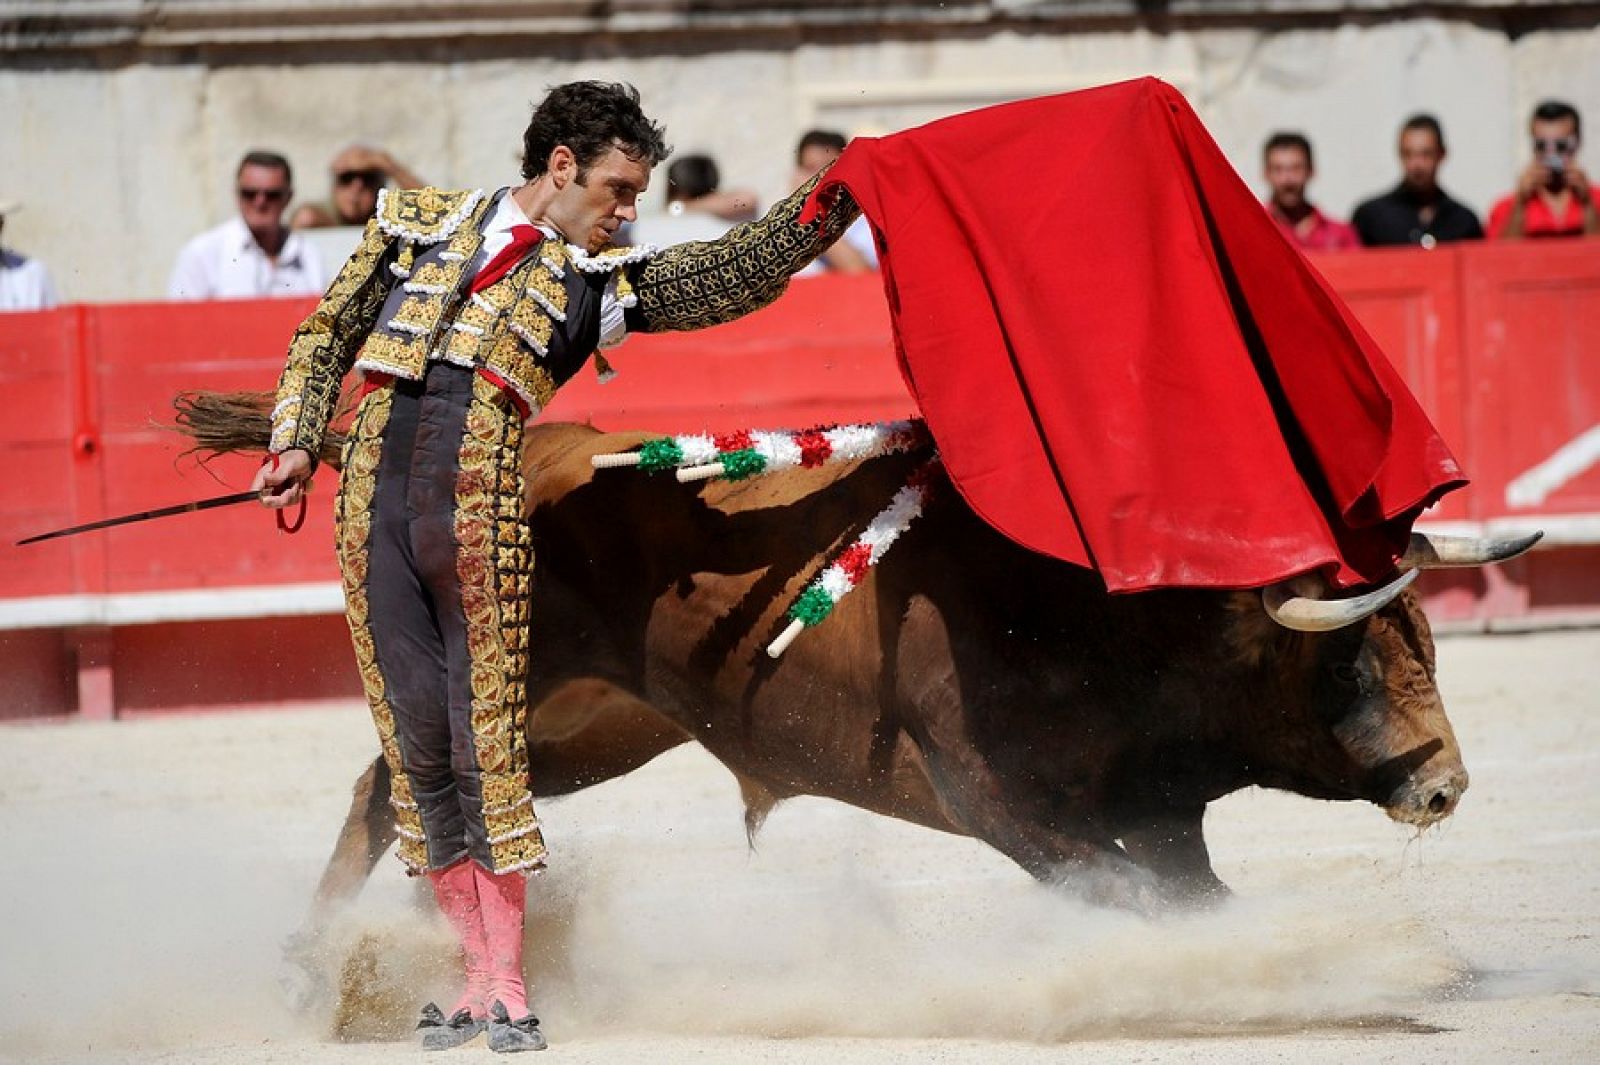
[{"x1": 253, "y1": 449, "x2": 314, "y2": 509}]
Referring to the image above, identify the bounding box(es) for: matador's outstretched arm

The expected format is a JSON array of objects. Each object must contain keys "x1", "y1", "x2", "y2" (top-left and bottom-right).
[{"x1": 627, "y1": 171, "x2": 862, "y2": 333}]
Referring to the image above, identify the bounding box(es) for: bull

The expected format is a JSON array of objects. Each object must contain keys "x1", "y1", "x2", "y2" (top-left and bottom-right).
[{"x1": 284, "y1": 419, "x2": 1535, "y2": 939}]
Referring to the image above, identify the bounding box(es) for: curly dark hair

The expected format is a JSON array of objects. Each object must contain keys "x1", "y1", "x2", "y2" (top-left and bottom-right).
[{"x1": 521, "y1": 81, "x2": 671, "y2": 182}]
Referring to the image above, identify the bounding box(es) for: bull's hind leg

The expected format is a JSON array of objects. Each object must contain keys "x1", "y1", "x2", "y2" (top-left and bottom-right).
[
  {"x1": 1118, "y1": 807, "x2": 1230, "y2": 906},
  {"x1": 524, "y1": 678, "x2": 693, "y2": 794},
  {"x1": 285, "y1": 680, "x2": 690, "y2": 1012},
  {"x1": 283, "y1": 755, "x2": 398, "y2": 1011}
]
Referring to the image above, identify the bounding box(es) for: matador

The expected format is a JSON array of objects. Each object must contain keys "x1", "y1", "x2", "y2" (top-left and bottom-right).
[{"x1": 252, "y1": 82, "x2": 856, "y2": 1052}]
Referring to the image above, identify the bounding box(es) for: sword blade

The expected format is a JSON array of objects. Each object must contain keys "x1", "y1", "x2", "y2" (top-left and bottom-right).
[{"x1": 16, "y1": 490, "x2": 263, "y2": 545}]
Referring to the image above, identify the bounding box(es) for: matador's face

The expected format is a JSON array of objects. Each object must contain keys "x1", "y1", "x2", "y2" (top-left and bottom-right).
[{"x1": 550, "y1": 145, "x2": 651, "y2": 254}]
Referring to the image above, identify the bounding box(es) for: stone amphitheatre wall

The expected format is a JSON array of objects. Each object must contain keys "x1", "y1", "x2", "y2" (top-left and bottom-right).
[{"x1": 2, "y1": 1, "x2": 1597, "y2": 300}]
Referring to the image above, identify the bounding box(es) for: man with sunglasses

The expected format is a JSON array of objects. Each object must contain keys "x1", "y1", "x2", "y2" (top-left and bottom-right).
[
  {"x1": 1488, "y1": 100, "x2": 1600, "y2": 239},
  {"x1": 168, "y1": 150, "x2": 327, "y2": 299}
]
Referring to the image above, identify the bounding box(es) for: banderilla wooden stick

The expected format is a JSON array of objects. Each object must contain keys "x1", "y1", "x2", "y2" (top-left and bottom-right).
[
  {"x1": 767, "y1": 619, "x2": 806, "y2": 659},
  {"x1": 675, "y1": 463, "x2": 725, "y2": 483}
]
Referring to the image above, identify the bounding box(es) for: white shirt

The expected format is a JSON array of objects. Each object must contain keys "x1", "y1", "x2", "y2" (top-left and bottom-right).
[
  {"x1": 478, "y1": 190, "x2": 628, "y2": 350},
  {"x1": 0, "y1": 250, "x2": 60, "y2": 311},
  {"x1": 167, "y1": 216, "x2": 327, "y2": 300}
]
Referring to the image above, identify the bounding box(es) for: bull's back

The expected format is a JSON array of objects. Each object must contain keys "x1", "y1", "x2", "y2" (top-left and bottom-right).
[{"x1": 522, "y1": 421, "x2": 958, "y2": 823}]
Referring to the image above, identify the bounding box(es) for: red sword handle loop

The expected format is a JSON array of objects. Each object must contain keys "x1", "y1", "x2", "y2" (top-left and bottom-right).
[{"x1": 265, "y1": 454, "x2": 309, "y2": 535}]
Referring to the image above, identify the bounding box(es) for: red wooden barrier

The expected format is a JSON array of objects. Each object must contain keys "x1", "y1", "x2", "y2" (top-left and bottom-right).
[{"x1": 1, "y1": 243, "x2": 1596, "y2": 716}]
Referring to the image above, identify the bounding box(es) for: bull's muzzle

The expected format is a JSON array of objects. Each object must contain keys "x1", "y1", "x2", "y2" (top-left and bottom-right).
[{"x1": 1386, "y1": 766, "x2": 1470, "y2": 828}]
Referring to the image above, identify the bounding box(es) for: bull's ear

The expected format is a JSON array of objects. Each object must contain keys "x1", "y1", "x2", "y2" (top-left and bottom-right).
[{"x1": 1223, "y1": 590, "x2": 1297, "y2": 667}]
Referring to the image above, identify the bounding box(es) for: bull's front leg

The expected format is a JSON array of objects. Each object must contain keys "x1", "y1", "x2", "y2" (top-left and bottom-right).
[
  {"x1": 917, "y1": 750, "x2": 1167, "y2": 913},
  {"x1": 1118, "y1": 806, "x2": 1230, "y2": 907},
  {"x1": 896, "y1": 603, "x2": 1165, "y2": 913}
]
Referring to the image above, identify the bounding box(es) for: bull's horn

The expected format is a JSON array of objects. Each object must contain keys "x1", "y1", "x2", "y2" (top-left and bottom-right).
[
  {"x1": 1262, "y1": 568, "x2": 1420, "y2": 632},
  {"x1": 1401, "y1": 530, "x2": 1544, "y2": 569}
]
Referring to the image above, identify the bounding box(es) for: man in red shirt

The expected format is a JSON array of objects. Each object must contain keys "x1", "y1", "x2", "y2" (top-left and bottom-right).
[
  {"x1": 1488, "y1": 100, "x2": 1599, "y2": 239},
  {"x1": 1262, "y1": 131, "x2": 1359, "y2": 252}
]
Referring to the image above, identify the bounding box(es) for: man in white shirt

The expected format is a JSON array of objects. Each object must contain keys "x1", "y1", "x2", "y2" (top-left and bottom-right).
[
  {"x1": 0, "y1": 200, "x2": 61, "y2": 311},
  {"x1": 167, "y1": 151, "x2": 327, "y2": 300}
]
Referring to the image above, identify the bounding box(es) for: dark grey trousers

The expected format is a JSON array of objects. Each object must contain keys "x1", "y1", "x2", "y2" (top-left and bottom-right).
[{"x1": 337, "y1": 361, "x2": 545, "y2": 875}]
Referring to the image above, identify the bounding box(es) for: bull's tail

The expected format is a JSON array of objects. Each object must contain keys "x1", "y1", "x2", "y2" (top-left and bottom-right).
[{"x1": 172, "y1": 390, "x2": 348, "y2": 471}]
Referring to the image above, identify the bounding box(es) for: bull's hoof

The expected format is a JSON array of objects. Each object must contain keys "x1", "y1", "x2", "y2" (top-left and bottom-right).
[
  {"x1": 1162, "y1": 878, "x2": 1233, "y2": 913},
  {"x1": 487, "y1": 1000, "x2": 548, "y2": 1052},
  {"x1": 279, "y1": 929, "x2": 330, "y2": 1015},
  {"x1": 417, "y1": 1002, "x2": 486, "y2": 1051}
]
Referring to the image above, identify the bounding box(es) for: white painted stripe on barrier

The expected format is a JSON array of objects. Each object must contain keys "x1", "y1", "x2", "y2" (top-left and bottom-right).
[
  {"x1": 0, "y1": 581, "x2": 345, "y2": 631},
  {"x1": 1505, "y1": 424, "x2": 1600, "y2": 508}
]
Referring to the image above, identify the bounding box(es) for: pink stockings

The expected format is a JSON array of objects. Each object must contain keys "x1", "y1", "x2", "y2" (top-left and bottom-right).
[
  {"x1": 426, "y1": 860, "x2": 530, "y2": 1019},
  {"x1": 474, "y1": 862, "x2": 531, "y2": 1018}
]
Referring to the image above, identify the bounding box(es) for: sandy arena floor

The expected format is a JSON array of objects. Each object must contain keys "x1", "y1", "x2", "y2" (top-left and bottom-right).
[{"x1": 1, "y1": 629, "x2": 1597, "y2": 1064}]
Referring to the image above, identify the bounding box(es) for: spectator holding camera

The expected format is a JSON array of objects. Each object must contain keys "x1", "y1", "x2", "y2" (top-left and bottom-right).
[{"x1": 1487, "y1": 100, "x2": 1599, "y2": 239}]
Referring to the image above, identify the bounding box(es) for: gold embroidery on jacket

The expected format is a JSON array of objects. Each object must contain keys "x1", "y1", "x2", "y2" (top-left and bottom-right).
[
  {"x1": 271, "y1": 190, "x2": 497, "y2": 456},
  {"x1": 356, "y1": 334, "x2": 422, "y2": 377},
  {"x1": 389, "y1": 294, "x2": 442, "y2": 338},
  {"x1": 408, "y1": 260, "x2": 455, "y2": 290},
  {"x1": 632, "y1": 171, "x2": 859, "y2": 332},
  {"x1": 376, "y1": 187, "x2": 485, "y2": 244},
  {"x1": 270, "y1": 220, "x2": 395, "y2": 456}
]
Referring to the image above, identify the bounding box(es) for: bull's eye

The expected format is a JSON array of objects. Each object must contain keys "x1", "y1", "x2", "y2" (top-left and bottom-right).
[{"x1": 1331, "y1": 663, "x2": 1360, "y2": 685}]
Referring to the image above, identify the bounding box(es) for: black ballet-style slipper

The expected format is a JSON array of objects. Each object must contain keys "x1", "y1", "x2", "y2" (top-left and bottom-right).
[
  {"x1": 416, "y1": 1001, "x2": 486, "y2": 1051},
  {"x1": 487, "y1": 999, "x2": 548, "y2": 1053}
]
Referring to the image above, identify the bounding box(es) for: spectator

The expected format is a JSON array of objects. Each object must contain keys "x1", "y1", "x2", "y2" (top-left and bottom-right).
[
  {"x1": 1261, "y1": 132, "x2": 1358, "y2": 252},
  {"x1": 291, "y1": 144, "x2": 428, "y2": 229},
  {"x1": 1487, "y1": 100, "x2": 1600, "y2": 239},
  {"x1": 1352, "y1": 115, "x2": 1483, "y2": 248},
  {"x1": 168, "y1": 151, "x2": 327, "y2": 300},
  {"x1": 0, "y1": 199, "x2": 60, "y2": 311},
  {"x1": 665, "y1": 153, "x2": 758, "y2": 223},
  {"x1": 792, "y1": 129, "x2": 876, "y2": 275}
]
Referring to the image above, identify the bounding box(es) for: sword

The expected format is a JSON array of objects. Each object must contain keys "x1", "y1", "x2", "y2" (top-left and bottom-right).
[{"x1": 16, "y1": 488, "x2": 298, "y2": 545}]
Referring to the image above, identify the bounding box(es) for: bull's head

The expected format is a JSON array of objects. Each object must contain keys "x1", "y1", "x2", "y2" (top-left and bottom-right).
[{"x1": 1241, "y1": 531, "x2": 1540, "y2": 828}]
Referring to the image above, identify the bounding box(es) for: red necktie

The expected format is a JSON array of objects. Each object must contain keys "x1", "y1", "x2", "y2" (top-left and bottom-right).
[{"x1": 471, "y1": 224, "x2": 542, "y2": 294}]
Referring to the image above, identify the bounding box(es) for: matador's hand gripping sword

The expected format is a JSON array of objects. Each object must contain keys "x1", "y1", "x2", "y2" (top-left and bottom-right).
[{"x1": 15, "y1": 456, "x2": 308, "y2": 546}]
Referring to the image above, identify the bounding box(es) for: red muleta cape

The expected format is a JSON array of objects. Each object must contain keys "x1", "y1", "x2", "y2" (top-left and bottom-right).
[{"x1": 803, "y1": 77, "x2": 1465, "y2": 592}]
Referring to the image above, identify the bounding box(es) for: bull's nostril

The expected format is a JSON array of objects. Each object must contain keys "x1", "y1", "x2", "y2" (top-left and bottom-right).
[{"x1": 1428, "y1": 792, "x2": 1450, "y2": 815}]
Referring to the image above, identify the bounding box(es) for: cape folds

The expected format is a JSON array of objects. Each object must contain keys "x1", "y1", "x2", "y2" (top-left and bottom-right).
[{"x1": 802, "y1": 77, "x2": 1465, "y2": 592}]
